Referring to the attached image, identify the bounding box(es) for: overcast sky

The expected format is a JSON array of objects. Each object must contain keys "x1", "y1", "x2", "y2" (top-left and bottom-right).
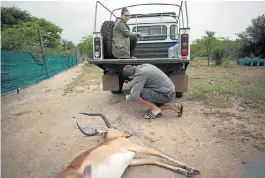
[{"x1": 2, "y1": 0, "x2": 265, "y2": 44}]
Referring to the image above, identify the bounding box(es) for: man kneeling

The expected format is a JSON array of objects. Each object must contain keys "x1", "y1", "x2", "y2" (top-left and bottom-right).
[{"x1": 123, "y1": 64, "x2": 183, "y2": 119}]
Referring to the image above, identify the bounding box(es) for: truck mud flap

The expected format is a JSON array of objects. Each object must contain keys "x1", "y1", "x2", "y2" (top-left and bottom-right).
[
  {"x1": 170, "y1": 74, "x2": 188, "y2": 92},
  {"x1": 102, "y1": 74, "x2": 119, "y2": 91}
]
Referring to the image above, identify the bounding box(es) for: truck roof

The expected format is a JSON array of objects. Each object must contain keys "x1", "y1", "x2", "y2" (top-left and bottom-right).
[
  {"x1": 129, "y1": 12, "x2": 177, "y2": 19},
  {"x1": 127, "y1": 12, "x2": 177, "y2": 25}
]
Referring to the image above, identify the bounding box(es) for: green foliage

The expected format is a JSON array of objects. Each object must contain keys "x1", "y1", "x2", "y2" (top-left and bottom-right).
[
  {"x1": 191, "y1": 39, "x2": 207, "y2": 57},
  {"x1": 191, "y1": 31, "x2": 218, "y2": 66},
  {"x1": 189, "y1": 57, "x2": 200, "y2": 68},
  {"x1": 220, "y1": 59, "x2": 239, "y2": 68},
  {"x1": 201, "y1": 31, "x2": 217, "y2": 65},
  {"x1": 32, "y1": 17, "x2": 63, "y2": 48},
  {"x1": 2, "y1": 17, "x2": 63, "y2": 50},
  {"x1": 77, "y1": 35, "x2": 93, "y2": 59},
  {"x1": 191, "y1": 35, "x2": 244, "y2": 65},
  {"x1": 1, "y1": 6, "x2": 32, "y2": 28},
  {"x1": 191, "y1": 14, "x2": 265, "y2": 65},
  {"x1": 212, "y1": 47, "x2": 225, "y2": 65},
  {"x1": 236, "y1": 13, "x2": 265, "y2": 58},
  {"x1": 60, "y1": 39, "x2": 77, "y2": 57},
  {"x1": 1, "y1": 6, "x2": 75, "y2": 58},
  {"x1": 62, "y1": 40, "x2": 75, "y2": 50}
]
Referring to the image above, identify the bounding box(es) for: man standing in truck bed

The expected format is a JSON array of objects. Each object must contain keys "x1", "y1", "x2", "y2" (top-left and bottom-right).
[
  {"x1": 123, "y1": 64, "x2": 183, "y2": 119},
  {"x1": 112, "y1": 7, "x2": 140, "y2": 59}
]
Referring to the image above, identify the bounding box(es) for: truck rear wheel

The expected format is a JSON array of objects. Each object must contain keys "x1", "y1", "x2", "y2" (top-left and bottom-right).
[
  {"x1": 111, "y1": 90, "x2": 122, "y2": 94},
  {"x1": 175, "y1": 92, "x2": 184, "y2": 98},
  {"x1": 100, "y1": 21, "x2": 115, "y2": 59}
]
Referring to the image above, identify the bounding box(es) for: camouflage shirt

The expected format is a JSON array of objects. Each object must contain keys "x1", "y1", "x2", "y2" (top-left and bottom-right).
[{"x1": 112, "y1": 18, "x2": 137, "y2": 59}]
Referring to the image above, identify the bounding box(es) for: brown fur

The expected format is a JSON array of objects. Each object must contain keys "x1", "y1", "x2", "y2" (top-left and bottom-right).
[
  {"x1": 56, "y1": 113, "x2": 200, "y2": 178},
  {"x1": 56, "y1": 135, "x2": 130, "y2": 178}
]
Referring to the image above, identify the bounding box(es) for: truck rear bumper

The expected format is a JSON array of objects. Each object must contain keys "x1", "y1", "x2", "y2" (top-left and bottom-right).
[
  {"x1": 101, "y1": 73, "x2": 188, "y2": 93},
  {"x1": 91, "y1": 58, "x2": 189, "y2": 93},
  {"x1": 90, "y1": 58, "x2": 189, "y2": 64}
]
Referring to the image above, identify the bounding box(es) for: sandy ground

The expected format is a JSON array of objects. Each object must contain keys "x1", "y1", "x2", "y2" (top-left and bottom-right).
[{"x1": 1, "y1": 63, "x2": 265, "y2": 178}]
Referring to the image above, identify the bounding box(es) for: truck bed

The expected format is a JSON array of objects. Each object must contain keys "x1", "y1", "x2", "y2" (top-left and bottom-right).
[{"x1": 90, "y1": 58, "x2": 189, "y2": 64}]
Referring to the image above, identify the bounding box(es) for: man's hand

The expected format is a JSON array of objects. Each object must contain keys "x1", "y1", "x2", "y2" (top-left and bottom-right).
[
  {"x1": 122, "y1": 80, "x2": 132, "y2": 95},
  {"x1": 125, "y1": 95, "x2": 130, "y2": 101}
]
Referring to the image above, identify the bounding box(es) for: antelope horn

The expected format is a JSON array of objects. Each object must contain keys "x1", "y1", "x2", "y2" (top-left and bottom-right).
[
  {"x1": 76, "y1": 121, "x2": 98, "y2": 136},
  {"x1": 79, "y1": 112, "x2": 112, "y2": 128}
]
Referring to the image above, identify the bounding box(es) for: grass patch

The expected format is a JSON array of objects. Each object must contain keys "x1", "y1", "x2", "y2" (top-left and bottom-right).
[
  {"x1": 186, "y1": 76, "x2": 234, "y2": 108},
  {"x1": 220, "y1": 59, "x2": 240, "y2": 68},
  {"x1": 189, "y1": 57, "x2": 203, "y2": 68},
  {"x1": 186, "y1": 59, "x2": 265, "y2": 110},
  {"x1": 64, "y1": 63, "x2": 102, "y2": 94}
]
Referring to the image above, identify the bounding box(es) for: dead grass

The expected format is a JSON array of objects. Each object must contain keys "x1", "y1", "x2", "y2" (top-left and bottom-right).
[
  {"x1": 202, "y1": 106, "x2": 265, "y2": 150},
  {"x1": 186, "y1": 59, "x2": 265, "y2": 110},
  {"x1": 64, "y1": 63, "x2": 102, "y2": 95},
  {"x1": 14, "y1": 110, "x2": 32, "y2": 116}
]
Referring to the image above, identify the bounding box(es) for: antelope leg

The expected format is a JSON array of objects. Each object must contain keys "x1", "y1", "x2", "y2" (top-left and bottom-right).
[
  {"x1": 83, "y1": 165, "x2": 92, "y2": 178},
  {"x1": 128, "y1": 144, "x2": 200, "y2": 175},
  {"x1": 129, "y1": 159, "x2": 193, "y2": 177}
]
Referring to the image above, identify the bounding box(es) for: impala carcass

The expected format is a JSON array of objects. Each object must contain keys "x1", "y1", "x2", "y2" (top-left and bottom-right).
[{"x1": 56, "y1": 113, "x2": 200, "y2": 178}]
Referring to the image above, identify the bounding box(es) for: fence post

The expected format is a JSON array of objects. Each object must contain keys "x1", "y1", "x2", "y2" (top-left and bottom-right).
[
  {"x1": 38, "y1": 28, "x2": 49, "y2": 78},
  {"x1": 38, "y1": 28, "x2": 45, "y2": 60},
  {"x1": 75, "y1": 50, "x2": 77, "y2": 65}
]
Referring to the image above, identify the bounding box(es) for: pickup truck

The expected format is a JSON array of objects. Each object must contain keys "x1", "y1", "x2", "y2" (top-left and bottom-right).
[{"x1": 90, "y1": 1, "x2": 191, "y2": 98}]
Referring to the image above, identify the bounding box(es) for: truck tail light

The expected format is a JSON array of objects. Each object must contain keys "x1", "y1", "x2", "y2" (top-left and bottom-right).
[
  {"x1": 181, "y1": 34, "x2": 189, "y2": 57},
  {"x1": 181, "y1": 49, "x2": 188, "y2": 56},
  {"x1": 94, "y1": 37, "x2": 101, "y2": 58}
]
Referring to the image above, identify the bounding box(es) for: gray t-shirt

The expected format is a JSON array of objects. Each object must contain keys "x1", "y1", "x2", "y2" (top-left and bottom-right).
[{"x1": 126, "y1": 64, "x2": 175, "y2": 101}]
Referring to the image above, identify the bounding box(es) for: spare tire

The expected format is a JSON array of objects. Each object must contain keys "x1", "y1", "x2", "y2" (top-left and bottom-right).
[{"x1": 100, "y1": 21, "x2": 115, "y2": 59}]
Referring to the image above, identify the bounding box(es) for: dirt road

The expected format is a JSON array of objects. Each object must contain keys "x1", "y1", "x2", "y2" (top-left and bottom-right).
[{"x1": 2, "y1": 63, "x2": 265, "y2": 178}]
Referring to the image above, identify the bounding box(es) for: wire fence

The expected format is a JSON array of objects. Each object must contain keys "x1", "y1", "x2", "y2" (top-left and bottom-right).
[{"x1": 1, "y1": 51, "x2": 78, "y2": 94}]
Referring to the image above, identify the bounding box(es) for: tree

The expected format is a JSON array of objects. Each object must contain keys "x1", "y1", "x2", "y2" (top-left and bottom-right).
[
  {"x1": 1, "y1": 6, "x2": 63, "y2": 51},
  {"x1": 31, "y1": 17, "x2": 63, "y2": 48},
  {"x1": 77, "y1": 35, "x2": 93, "y2": 59},
  {"x1": 236, "y1": 13, "x2": 265, "y2": 58},
  {"x1": 62, "y1": 40, "x2": 75, "y2": 50},
  {"x1": 203, "y1": 31, "x2": 216, "y2": 66},
  {"x1": 1, "y1": 6, "x2": 32, "y2": 28},
  {"x1": 190, "y1": 14, "x2": 265, "y2": 63},
  {"x1": 191, "y1": 39, "x2": 208, "y2": 59}
]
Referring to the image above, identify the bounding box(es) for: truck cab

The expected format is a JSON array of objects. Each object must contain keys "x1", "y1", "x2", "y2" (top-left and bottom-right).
[{"x1": 128, "y1": 12, "x2": 180, "y2": 59}]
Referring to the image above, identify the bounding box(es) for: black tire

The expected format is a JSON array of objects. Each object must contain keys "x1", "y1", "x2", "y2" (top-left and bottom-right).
[
  {"x1": 111, "y1": 90, "x2": 122, "y2": 94},
  {"x1": 100, "y1": 21, "x2": 115, "y2": 59},
  {"x1": 175, "y1": 92, "x2": 184, "y2": 98}
]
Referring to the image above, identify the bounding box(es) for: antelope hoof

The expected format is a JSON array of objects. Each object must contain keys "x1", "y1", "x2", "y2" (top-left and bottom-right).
[
  {"x1": 186, "y1": 171, "x2": 193, "y2": 177},
  {"x1": 187, "y1": 168, "x2": 201, "y2": 176},
  {"x1": 193, "y1": 169, "x2": 201, "y2": 175}
]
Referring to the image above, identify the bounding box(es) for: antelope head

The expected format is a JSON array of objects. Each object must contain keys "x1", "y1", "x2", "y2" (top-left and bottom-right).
[
  {"x1": 102, "y1": 129, "x2": 132, "y2": 140},
  {"x1": 76, "y1": 113, "x2": 133, "y2": 140}
]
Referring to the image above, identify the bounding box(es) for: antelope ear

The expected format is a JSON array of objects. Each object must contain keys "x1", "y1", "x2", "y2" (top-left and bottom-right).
[{"x1": 84, "y1": 165, "x2": 92, "y2": 178}]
